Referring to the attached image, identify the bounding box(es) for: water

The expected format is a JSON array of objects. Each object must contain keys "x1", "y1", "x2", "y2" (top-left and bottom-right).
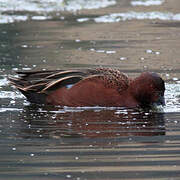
[{"x1": 0, "y1": 0, "x2": 180, "y2": 179}]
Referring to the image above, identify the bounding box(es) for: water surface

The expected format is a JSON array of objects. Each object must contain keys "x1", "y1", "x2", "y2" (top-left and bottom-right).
[{"x1": 0, "y1": 0, "x2": 180, "y2": 179}]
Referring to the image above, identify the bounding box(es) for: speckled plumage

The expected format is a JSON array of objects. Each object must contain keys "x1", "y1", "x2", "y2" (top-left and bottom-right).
[{"x1": 91, "y1": 68, "x2": 129, "y2": 92}]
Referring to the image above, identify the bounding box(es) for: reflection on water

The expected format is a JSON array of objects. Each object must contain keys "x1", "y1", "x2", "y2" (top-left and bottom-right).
[
  {"x1": 1, "y1": 105, "x2": 180, "y2": 179},
  {"x1": 20, "y1": 106, "x2": 165, "y2": 139}
]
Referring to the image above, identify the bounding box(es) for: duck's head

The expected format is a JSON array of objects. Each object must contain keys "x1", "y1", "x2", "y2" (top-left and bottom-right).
[{"x1": 130, "y1": 72, "x2": 165, "y2": 108}]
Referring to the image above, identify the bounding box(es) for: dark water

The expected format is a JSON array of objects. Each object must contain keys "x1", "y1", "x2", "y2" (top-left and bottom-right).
[{"x1": 0, "y1": 0, "x2": 180, "y2": 179}]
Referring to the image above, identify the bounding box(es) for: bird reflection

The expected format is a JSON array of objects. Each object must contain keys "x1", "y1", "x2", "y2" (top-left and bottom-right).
[{"x1": 20, "y1": 105, "x2": 165, "y2": 139}]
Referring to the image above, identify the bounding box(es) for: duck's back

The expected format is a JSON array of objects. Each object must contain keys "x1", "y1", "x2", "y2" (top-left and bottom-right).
[{"x1": 9, "y1": 68, "x2": 130, "y2": 106}]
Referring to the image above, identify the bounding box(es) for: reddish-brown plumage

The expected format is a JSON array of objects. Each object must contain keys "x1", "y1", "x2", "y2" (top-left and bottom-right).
[{"x1": 8, "y1": 68, "x2": 165, "y2": 108}]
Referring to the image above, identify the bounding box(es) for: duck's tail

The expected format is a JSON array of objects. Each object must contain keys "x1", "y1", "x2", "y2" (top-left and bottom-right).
[{"x1": 8, "y1": 76, "x2": 47, "y2": 104}]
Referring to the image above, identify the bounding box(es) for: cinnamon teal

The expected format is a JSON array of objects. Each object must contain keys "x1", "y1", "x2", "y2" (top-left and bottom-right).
[{"x1": 8, "y1": 68, "x2": 165, "y2": 108}]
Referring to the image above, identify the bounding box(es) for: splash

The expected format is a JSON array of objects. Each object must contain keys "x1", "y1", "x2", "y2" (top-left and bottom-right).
[
  {"x1": 0, "y1": 78, "x2": 9, "y2": 87},
  {"x1": 0, "y1": 91, "x2": 25, "y2": 99},
  {"x1": 164, "y1": 83, "x2": 180, "y2": 113}
]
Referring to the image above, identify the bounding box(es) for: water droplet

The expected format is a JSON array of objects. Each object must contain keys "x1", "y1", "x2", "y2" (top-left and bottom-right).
[
  {"x1": 143, "y1": 65, "x2": 148, "y2": 69},
  {"x1": 77, "y1": 18, "x2": 89, "y2": 22},
  {"x1": 173, "y1": 77, "x2": 178, "y2": 81},
  {"x1": 52, "y1": 115, "x2": 56, "y2": 119},
  {"x1": 146, "y1": 49, "x2": 153, "y2": 54},
  {"x1": 90, "y1": 48, "x2": 95, "y2": 51},
  {"x1": 10, "y1": 100, "x2": 15, "y2": 104},
  {"x1": 60, "y1": 16, "x2": 65, "y2": 20},
  {"x1": 120, "y1": 57, "x2": 127, "y2": 60},
  {"x1": 106, "y1": 50, "x2": 116, "y2": 54},
  {"x1": 21, "y1": 44, "x2": 28, "y2": 48},
  {"x1": 66, "y1": 174, "x2": 72, "y2": 178},
  {"x1": 75, "y1": 39, "x2": 81, "y2": 42},
  {"x1": 96, "y1": 49, "x2": 105, "y2": 53},
  {"x1": 22, "y1": 67, "x2": 32, "y2": 71},
  {"x1": 155, "y1": 51, "x2": 160, "y2": 55}
]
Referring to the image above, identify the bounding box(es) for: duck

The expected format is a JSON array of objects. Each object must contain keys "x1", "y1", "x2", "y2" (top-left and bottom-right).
[{"x1": 8, "y1": 68, "x2": 165, "y2": 108}]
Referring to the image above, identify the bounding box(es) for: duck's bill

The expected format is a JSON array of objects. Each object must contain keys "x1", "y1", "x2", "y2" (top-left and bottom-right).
[{"x1": 154, "y1": 96, "x2": 165, "y2": 106}]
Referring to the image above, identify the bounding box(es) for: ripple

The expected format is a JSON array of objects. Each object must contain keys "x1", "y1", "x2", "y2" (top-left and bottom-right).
[
  {"x1": 0, "y1": 107, "x2": 23, "y2": 112},
  {"x1": 77, "y1": 11, "x2": 180, "y2": 23}
]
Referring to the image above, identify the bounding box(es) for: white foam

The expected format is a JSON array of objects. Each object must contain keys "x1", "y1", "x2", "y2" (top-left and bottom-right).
[
  {"x1": 77, "y1": 11, "x2": 180, "y2": 23},
  {"x1": 0, "y1": 91, "x2": 25, "y2": 99},
  {"x1": 0, "y1": 0, "x2": 116, "y2": 24},
  {"x1": 0, "y1": 0, "x2": 116, "y2": 12},
  {"x1": 164, "y1": 83, "x2": 180, "y2": 113},
  {"x1": 77, "y1": 18, "x2": 90, "y2": 22},
  {"x1": 0, "y1": 14, "x2": 28, "y2": 24},
  {"x1": 106, "y1": 50, "x2": 116, "y2": 54},
  {"x1": 94, "y1": 12, "x2": 180, "y2": 23},
  {"x1": 131, "y1": 0, "x2": 164, "y2": 6},
  {"x1": 64, "y1": 0, "x2": 116, "y2": 11},
  {"x1": 0, "y1": 78, "x2": 9, "y2": 87},
  {"x1": 31, "y1": 16, "x2": 51, "y2": 20}
]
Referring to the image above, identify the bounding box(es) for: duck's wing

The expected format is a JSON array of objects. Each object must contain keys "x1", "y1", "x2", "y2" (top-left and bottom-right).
[
  {"x1": 8, "y1": 69, "x2": 92, "y2": 103},
  {"x1": 9, "y1": 69, "x2": 91, "y2": 91}
]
